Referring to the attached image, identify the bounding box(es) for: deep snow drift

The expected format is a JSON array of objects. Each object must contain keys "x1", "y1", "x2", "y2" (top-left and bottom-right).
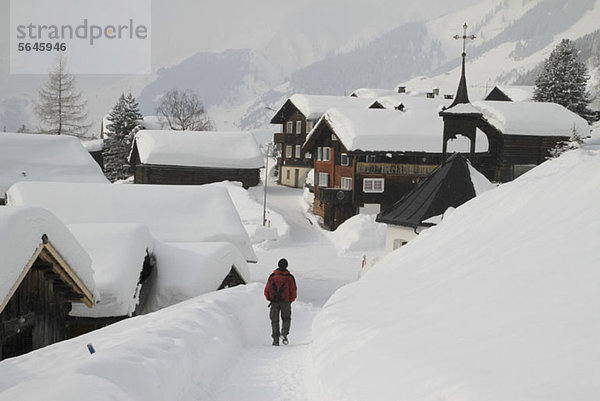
[{"x1": 312, "y1": 146, "x2": 600, "y2": 401}]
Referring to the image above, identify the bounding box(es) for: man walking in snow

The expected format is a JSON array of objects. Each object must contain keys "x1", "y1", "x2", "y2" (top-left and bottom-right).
[{"x1": 264, "y1": 258, "x2": 297, "y2": 346}]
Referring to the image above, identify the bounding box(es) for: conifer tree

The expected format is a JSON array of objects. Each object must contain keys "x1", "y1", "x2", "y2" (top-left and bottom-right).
[
  {"x1": 34, "y1": 55, "x2": 92, "y2": 137},
  {"x1": 103, "y1": 93, "x2": 143, "y2": 182},
  {"x1": 533, "y1": 39, "x2": 593, "y2": 121}
]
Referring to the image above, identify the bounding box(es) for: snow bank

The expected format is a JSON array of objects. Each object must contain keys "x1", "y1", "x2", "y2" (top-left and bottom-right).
[
  {"x1": 0, "y1": 207, "x2": 94, "y2": 308},
  {"x1": 212, "y1": 181, "x2": 289, "y2": 244},
  {"x1": 0, "y1": 284, "x2": 265, "y2": 401},
  {"x1": 0, "y1": 133, "x2": 108, "y2": 196},
  {"x1": 68, "y1": 224, "x2": 152, "y2": 318},
  {"x1": 327, "y1": 214, "x2": 386, "y2": 253},
  {"x1": 133, "y1": 130, "x2": 264, "y2": 169},
  {"x1": 6, "y1": 182, "x2": 257, "y2": 262},
  {"x1": 312, "y1": 147, "x2": 600, "y2": 401},
  {"x1": 146, "y1": 241, "x2": 250, "y2": 311}
]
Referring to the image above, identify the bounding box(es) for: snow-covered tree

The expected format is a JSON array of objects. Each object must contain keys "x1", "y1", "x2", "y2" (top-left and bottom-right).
[
  {"x1": 103, "y1": 93, "x2": 143, "y2": 182},
  {"x1": 533, "y1": 39, "x2": 593, "y2": 122},
  {"x1": 547, "y1": 125, "x2": 586, "y2": 159},
  {"x1": 156, "y1": 89, "x2": 213, "y2": 131},
  {"x1": 34, "y1": 55, "x2": 92, "y2": 137}
]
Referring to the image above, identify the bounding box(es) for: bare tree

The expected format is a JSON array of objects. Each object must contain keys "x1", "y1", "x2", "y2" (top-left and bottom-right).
[
  {"x1": 155, "y1": 88, "x2": 213, "y2": 131},
  {"x1": 34, "y1": 55, "x2": 92, "y2": 137}
]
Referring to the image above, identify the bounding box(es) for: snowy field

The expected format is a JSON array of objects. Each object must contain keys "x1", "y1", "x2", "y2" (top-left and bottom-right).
[{"x1": 1, "y1": 146, "x2": 599, "y2": 400}]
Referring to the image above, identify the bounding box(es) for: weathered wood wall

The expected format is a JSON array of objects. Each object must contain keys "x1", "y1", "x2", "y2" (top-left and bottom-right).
[
  {"x1": 0, "y1": 260, "x2": 71, "y2": 360},
  {"x1": 134, "y1": 164, "x2": 260, "y2": 189}
]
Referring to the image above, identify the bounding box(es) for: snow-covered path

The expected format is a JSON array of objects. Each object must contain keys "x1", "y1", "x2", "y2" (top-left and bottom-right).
[{"x1": 207, "y1": 183, "x2": 365, "y2": 400}]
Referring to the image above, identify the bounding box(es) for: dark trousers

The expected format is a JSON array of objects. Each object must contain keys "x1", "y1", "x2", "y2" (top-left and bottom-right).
[{"x1": 269, "y1": 301, "x2": 292, "y2": 339}]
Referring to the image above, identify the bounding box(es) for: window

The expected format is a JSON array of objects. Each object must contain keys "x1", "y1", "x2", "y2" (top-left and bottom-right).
[
  {"x1": 306, "y1": 120, "x2": 314, "y2": 133},
  {"x1": 285, "y1": 145, "x2": 293, "y2": 158},
  {"x1": 340, "y1": 153, "x2": 349, "y2": 166},
  {"x1": 366, "y1": 155, "x2": 377, "y2": 162},
  {"x1": 317, "y1": 172, "x2": 329, "y2": 187},
  {"x1": 286, "y1": 121, "x2": 293, "y2": 133},
  {"x1": 317, "y1": 147, "x2": 323, "y2": 161},
  {"x1": 305, "y1": 152, "x2": 312, "y2": 159},
  {"x1": 296, "y1": 121, "x2": 302, "y2": 134},
  {"x1": 341, "y1": 177, "x2": 352, "y2": 190},
  {"x1": 363, "y1": 178, "x2": 384, "y2": 193},
  {"x1": 323, "y1": 147, "x2": 331, "y2": 161},
  {"x1": 286, "y1": 169, "x2": 290, "y2": 180},
  {"x1": 295, "y1": 145, "x2": 301, "y2": 158}
]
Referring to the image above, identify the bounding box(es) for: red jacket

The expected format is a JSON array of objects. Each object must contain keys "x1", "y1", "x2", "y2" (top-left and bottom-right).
[{"x1": 264, "y1": 269, "x2": 297, "y2": 303}]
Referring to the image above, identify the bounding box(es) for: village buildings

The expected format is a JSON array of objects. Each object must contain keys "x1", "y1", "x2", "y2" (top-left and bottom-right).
[{"x1": 270, "y1": 94, "x2": 373, "y2": 188}]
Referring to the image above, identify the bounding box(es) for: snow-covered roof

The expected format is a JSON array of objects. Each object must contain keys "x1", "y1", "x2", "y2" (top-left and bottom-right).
[
  {"x1": 441, "y1": 101, "x2": 590, "y2": 137},
  {"x1": 271, "y1": 94, "x2": 373, "y2": 123},
  {"x1": 0, "y1": 206, "x2": 95, "y2": 310},
  {"x1": 133, "y1": 130, "x2": 264, "y2": 169},
  {"x1": 474, "y1": 101, "x2": 590, "y2": 137},
  {"x1": 6, "y1": 182, "x2": 257, "y2": 263},
  {"x1": 81, "y1": 138, "x2": 104, "y2": 152},
  {"x1": 147, "y1": 241, "x2": 250, "y2": 311},
  {"x1": 373, "y1": 92, "x2": 451, "y2": 111},
  {"x1": 0, "y1": 133, "x2": 109, "y2": 197},
  {"x1": 350, "y1": 88, "x2": 400, "y2": 98},
  {"x1": 68, "y1": 224, "x2": 152, "y2": 318},
  {"x1": 308, "y1": 107, "x2": 488, "y2": 153}
]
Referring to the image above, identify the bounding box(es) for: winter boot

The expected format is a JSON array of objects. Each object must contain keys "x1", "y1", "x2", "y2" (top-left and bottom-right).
[
  {"x1": 272, "y1": 337, "x2": 279, "y2": 346},
  {"x1": 282, "y1": 335, "x2": 288, "y2": 345}
]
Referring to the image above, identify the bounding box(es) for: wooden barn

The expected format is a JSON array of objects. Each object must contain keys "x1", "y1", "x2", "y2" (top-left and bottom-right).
[
  {"x1": 129, "y1": 130, "x2": 264, "y2": 189},
  {"x1": 376, "y1": 153, "x2": 494, "y2": 252},
  {"x1": 271, "y1": 94, "x2": 373, "y2": 188},
  {"x1": 0, "y1": 207, "x2": 95, "y2": 360}
]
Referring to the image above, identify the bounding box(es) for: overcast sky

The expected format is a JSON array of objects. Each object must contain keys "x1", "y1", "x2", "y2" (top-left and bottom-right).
[{"x1": 1, "y1": 0, "x2": 481, "y2": 74}]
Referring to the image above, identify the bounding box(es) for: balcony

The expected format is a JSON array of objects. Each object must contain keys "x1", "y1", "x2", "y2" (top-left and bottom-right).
[{"x1": 317, "y1": 187, "x2": 352, "y2": 205}]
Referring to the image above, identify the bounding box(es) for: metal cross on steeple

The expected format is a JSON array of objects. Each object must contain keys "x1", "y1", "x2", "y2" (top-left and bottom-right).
[
  {"x1": 448, "y1": 23, "x2": 476, "y2": 107},
  {"x1": 453, "y1": 22, "x2": 476, "y2": 56}
]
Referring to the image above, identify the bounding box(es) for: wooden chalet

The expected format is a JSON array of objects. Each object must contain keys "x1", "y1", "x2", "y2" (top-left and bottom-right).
[
  {"x1": 439, "y1": 51, "x2": 589, "y2": 182},
  {"x1": 0, "y1": 207, "x2": 95, "y2": 360},
  {"x1": 130, "y1": 130, "x2": 264, "y2": 189},
  {"x1": 271, "y1": 94, "x2": 373, "y2": 188},
  {"x1": 302, "y1": 107, "x2": 457, "y2": 230},
  {"x1": 376, "y1": 153, "x2": 494, "y2": 252}
]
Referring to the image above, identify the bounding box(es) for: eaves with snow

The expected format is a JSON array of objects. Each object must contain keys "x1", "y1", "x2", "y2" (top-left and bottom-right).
[
  {"x1": 0, "y1": 133, "x2": 108, "y2": 197},
  {"x1": 132, "y1": 130, "x2": 264, "y2": 169}
]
